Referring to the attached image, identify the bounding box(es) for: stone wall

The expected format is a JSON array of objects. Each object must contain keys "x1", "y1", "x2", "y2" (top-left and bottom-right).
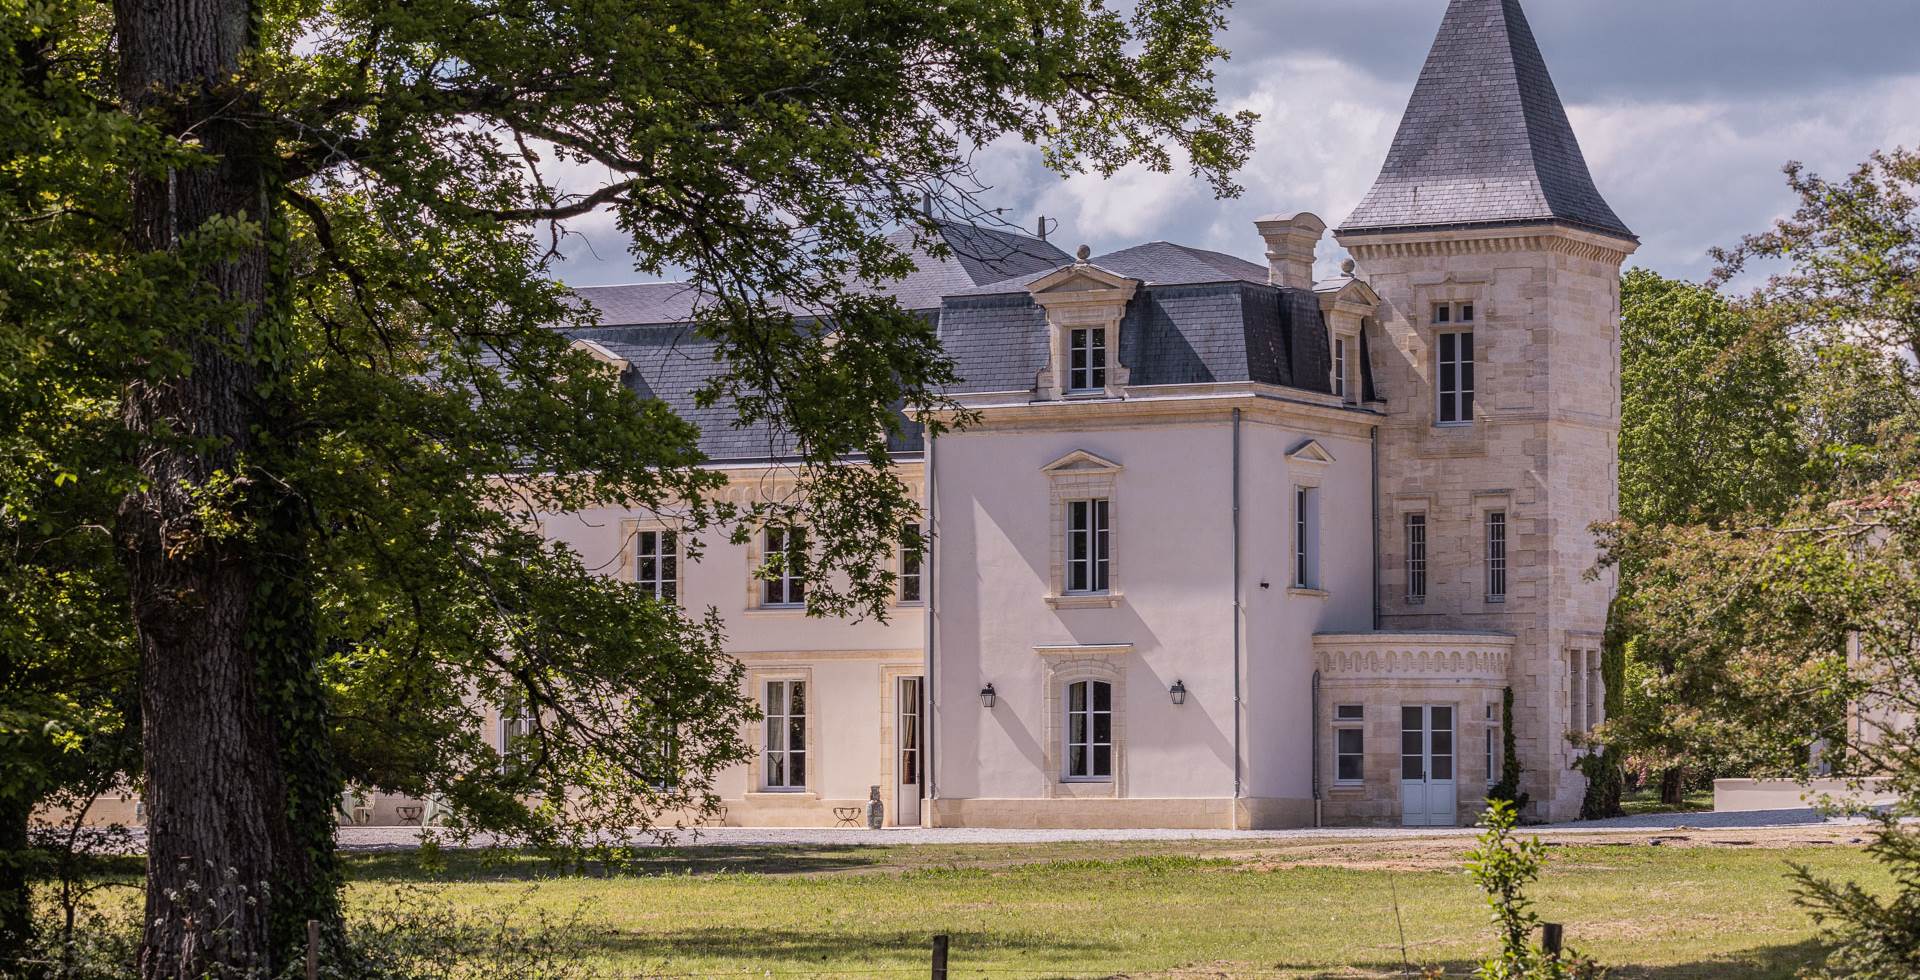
[{"x1": 1336, "y1": 225, "x2": 1635, "y2": 823}]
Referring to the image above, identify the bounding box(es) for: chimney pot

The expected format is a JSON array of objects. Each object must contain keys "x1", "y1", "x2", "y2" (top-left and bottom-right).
[{"x1": 1253, "y1": 212, "x2": 1327, "y2": 290}]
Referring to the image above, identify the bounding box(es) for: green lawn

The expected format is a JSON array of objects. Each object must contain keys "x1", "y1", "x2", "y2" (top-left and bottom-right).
[
  {"x1": 315, "y1": 835, "x2": 1882, "y2": 978},
  {"x1": 1619, "y1": 787, "x2": 1716, "y2": 817}
]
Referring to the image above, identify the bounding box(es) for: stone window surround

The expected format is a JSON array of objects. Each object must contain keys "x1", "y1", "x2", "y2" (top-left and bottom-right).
[
  {"x1": 746, "y1": 666, "x2": 819, "y2": 798},
  {"x1": 1565, "y1": 638, "x2": 1605, "y2": 750},
  {"x1": 1042, "y1": 450, "x2": 1123, "y2": 609},
  {"x1": 1035, "y1": 645, "x2": 1129, "y2": 798},
  {"x1": 616, "y1": 517, "x2": 683, "y2": 587},
  {"x1": 1286, "y1": 443, "x2": 1330, "y2": 598},
  {"x1": 1028, "y1": 263, "x2": 1137, "y2": 401},
  {"x1": 1475, "y1": 491, "x2": 1512, "y2": 605},
  {"x1": 1413, "y1": 277, "x2": 1490, "y2": 429},
  {"x1": 896, "y1": 523, "x2": 925, "y2": 606},
  {"x1": 617, "y1": 517, "x2": 683, "y2": 601},
  {"x1": 1484, "y1": 701, "x2": 1503, "y2": 788},
  {"x1": 1391, "y1": 494, "x2": 1434, "y2": 608},
  {"x1": 746, "y1": 524, "x2": 809, "y2": 613},
  {"x1": 1332, "y1": 705, "x2": 1366, "y2": 786},
  {"x1": 878, "y1": 665, "x2": 925, "y2": 826},
  {"x1": 1329, "y1": 330, "x2": 1356, "y2": 402}
]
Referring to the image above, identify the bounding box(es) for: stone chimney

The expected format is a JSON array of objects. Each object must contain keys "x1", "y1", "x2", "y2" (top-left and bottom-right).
[{"x1": 1253, "y1": 212, "x2": 1327, "y2": 290}]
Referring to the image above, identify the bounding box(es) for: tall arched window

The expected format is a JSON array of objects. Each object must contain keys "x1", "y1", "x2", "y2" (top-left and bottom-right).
[{"x1": 1064, "y1": 680, "x2": 1113, "y2": 781}]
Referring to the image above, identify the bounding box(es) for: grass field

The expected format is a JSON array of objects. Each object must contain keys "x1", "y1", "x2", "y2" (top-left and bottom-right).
[{"x1": 300, "y1": 829, "x2": 1882, "y2": 978}]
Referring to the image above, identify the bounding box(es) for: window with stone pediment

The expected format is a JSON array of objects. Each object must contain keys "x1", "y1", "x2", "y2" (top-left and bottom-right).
[
  {"x1": 1027, "y1": 260, "x2": 1134, "y2": 400},
  {"x1": 1043, "y1": 450, "x2": 1123, "y2": 606}
]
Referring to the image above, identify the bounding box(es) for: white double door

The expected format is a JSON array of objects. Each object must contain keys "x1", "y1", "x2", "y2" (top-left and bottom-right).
[{"x1": 1400, "y1": 704, "x2": 1457, "y2": 827}]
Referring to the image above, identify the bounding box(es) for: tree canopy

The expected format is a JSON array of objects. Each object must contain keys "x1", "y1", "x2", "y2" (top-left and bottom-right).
[{"x1": 0, "y1": 0, "x2": 1256, "y2": 973}]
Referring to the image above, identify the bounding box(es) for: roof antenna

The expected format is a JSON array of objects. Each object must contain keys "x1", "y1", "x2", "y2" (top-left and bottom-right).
[{"x1": 1035, "y1": 215, "x2": 1058, "y2": 241}]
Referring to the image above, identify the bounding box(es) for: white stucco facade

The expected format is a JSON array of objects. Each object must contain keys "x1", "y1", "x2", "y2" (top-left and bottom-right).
[{"x1": 61, "y1": 0, "x2": 1642, "y2": 834}]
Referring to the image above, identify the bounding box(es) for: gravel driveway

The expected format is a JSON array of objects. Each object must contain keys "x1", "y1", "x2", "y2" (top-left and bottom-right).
[{"x1": 329, "y1": 806, "x2": 1862, "y2": 852}]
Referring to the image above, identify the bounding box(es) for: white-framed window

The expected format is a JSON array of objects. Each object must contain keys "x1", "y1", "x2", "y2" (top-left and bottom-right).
[
  {"x1": 1435, "y1": 305, "x2": 1475, "y2": 425},
  {"x1": 1485, "y1": 702, "x2": 1501, "y2": 787},
  {"x1": 1332, "y1": 335, "x2": 1353, "y2": 403},
  {"x1": 646, "y1": 722, "x2": 682, "y2": 791},
  {"x1": 1293, "y1": 486, "x2": 1320, "y2": 589},
  {"x1": 499, "y1": 705, "x2": 534, "y2": 756},
  {"x1": 1063, "y1": 679, "x2": 1113, "y2": 781},
  {"x1": 761, "y1": 526, "x2": 807, "y2": 607},
  {"x1": 1485, "y1": 511, "x2": 1507, "y2": 602},
  {"x1": 1065, "y1": 498, "x2": 1111, "y2": 594},
  {"x1": 898, "y1": 522, "x2": 923, "y2": 603},
  {"x1": 498, "y1": 700, "x2": 535, "y2": 773},
  {"x1": 1568, "y1": 649, "x2": 1604, "y2": 741},
  {"x1": 762, "y1": 679, "x2": 807, "y2": 790},
  {"x1": 1404, "y1": 513, "x2": 1427, "y2": 603},
  {"x1": 634, "y1": 530, "x2": 678, "y2": 601},
  {"x1": 1334, "y1": 704, "x2": 1365, "y2": 784},
  {"x1": 1067, "y1": 327, "x2": 1108, "y2": 394}
]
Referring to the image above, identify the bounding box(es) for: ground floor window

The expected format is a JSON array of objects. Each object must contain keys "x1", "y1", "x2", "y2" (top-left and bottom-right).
[
  {"x1": 1485, "y1": 702, "x2": 1501, "y2": 787},
  {"x1": 1334, "y1": 704, "x2": 1365, "y2": 783},
  {"x1": 1064, "y1": 679, "x2": 1113, "y2": 781},
  {"x1": 763, "y1": 680, "x2": 807, "y2": 790}
]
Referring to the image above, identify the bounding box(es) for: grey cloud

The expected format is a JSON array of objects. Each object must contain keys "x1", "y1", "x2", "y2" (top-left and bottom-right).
[
  {"x1": 1225, "y1": 0, "x2": 1920, "y2": 101},
  {"x1": 550, "y1": 0, "x2": 1920, "y2": 292}
]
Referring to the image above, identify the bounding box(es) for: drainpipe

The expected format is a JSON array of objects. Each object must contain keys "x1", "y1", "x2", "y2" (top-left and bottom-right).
[
  {"x1": 1231, "y1": 408, "x2": 1243, "y2": 828},
  {"x1": 923, "y1": 428, "x2": 938, "y2": 823},
  {"x1": 1370, "y1": 425, "x2": 1381, "y2": 631},
  {"x1": 1312, "y1": 670, "x2": 1323, "y2": 828}
]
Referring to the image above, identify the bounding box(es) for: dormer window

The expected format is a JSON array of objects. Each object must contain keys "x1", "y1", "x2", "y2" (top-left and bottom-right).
[
  {"x1": 1332, "y1": 335, "x2": 1351, "y2": 402},
  {"x1": 1026, "y1": 259, "x2": 1134, "y2": 401},
  {"x1": 1067, "y1": 327, "x2": 1108, "y2": 394}
]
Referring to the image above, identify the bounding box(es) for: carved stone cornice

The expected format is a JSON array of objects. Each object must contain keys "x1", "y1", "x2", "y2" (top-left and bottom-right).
[{"x1": 1313, "y1": 632, "x2": 1515, "y2": 682}]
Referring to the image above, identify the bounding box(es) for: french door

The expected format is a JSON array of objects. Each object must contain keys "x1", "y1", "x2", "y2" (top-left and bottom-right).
[
  {"x1": 896, "y1": 676, "x2": 924, "y2": 826},
  {"x1": 1400, "y1": 704, "x2": 1456, "y2": 827}
]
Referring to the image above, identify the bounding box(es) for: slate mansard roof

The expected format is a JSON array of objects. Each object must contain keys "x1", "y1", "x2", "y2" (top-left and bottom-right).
[
  {"x1": 939, "y1": 242, "x2": 1334, "y2": 396},
  {"x1": 558, "y1": 229, "x2": 1342, "y2": 462},
  {"x1": 560, "y1": 221, "x2": 1069, "y2": 461},
  {"x1": 1338, "y1": 0, "x2": 1634, "y2": 241}
]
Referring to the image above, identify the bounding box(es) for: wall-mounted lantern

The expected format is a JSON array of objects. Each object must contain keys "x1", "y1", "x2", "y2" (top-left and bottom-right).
[
  {"x1": 979, "y1": 683, "x2": 997, "y2": 709},
  {"x1": 1169, "y1": 679, "x2": 1188, "y2": 705}
]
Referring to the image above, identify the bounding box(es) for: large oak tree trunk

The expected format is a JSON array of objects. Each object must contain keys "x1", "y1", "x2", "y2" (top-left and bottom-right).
[
  {"x1": 0, "y1": 791, "x2": 33, "y2": 973},
  {"x1": 113, "y1": 0, "x2": 300, "y2": 974}
]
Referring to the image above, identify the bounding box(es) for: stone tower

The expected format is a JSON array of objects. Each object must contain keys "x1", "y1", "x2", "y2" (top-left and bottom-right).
[{"x1": 1334, "y1": 0, "x2": 1638, "y2": 821}]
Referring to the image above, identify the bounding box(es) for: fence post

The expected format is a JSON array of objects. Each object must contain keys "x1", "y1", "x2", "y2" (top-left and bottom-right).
[
  {"x1": 930, "y1": 933, "x2": 949, "y2": 980},
  {"x1": 306, "y1": 919, "x2": 319, "y2": 980},
  {"x1": 1541, "y1": 922, "x2": 1564, "y2": 959}
]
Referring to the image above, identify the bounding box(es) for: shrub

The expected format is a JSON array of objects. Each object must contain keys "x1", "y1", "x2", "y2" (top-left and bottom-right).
[
  {"x1": 1464, "y1": 800, "x2": 1604, "y2": 980},
  {"x1": 1793, "y1": 814, "x2": 1920, "y2": 979}
]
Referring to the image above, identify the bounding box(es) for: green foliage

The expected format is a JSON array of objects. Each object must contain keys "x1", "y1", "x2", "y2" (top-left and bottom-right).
[
  {"x1": 1464, "y1": 801, "x2": 1605, "y2": 980},
  {"x1": 1711, "y1": 148, "x2": 1920, "y2": 371},
  {"x1": 1617, "y1": 269, "x2": 1808, "y2": 535},
  {"x1": 1794, "y1": 815, "x2": 1920, "y2": 980},
  {"x1": 1489, "y1": 688, "x2": 1529, "y2": 815},
  {"x1": 1576, "y1": 605, "x2": 1628, "y2": 821},
  {"x1": 3, "y1": 0, "x2": 1255, "y2": 969},
  {"x1": 1610, "y1": 481, "x2": 1920, "y2": 976}
]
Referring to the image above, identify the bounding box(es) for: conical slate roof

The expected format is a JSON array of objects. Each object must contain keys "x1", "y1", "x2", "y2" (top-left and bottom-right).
[{"x1": 1338, "y1": 0, "x2": 1633, "y2": 241}]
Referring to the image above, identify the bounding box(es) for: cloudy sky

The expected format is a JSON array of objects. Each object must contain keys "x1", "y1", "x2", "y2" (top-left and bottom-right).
[{"x1": 551, "y1": 0, "x2": 1920, "y2": 288}]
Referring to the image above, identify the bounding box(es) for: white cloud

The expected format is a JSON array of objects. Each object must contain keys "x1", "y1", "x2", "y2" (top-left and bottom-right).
[{"x1": 1571, "y1": 73, "x2": 1920, "y2": 281}]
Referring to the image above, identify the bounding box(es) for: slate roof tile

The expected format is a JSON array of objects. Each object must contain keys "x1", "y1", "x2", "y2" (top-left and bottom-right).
[{"x1": 1338, "y1": 0, "x2": 1634, "y2": 240}]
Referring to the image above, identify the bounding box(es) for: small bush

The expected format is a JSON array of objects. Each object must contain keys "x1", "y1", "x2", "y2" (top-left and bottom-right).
[
  {"x1": 1793, "y1": 813, "x2": 1920, "y2": 979},
  {"x1": 1464, "y1": 800, "x2": 1604, "y2": 980}
]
